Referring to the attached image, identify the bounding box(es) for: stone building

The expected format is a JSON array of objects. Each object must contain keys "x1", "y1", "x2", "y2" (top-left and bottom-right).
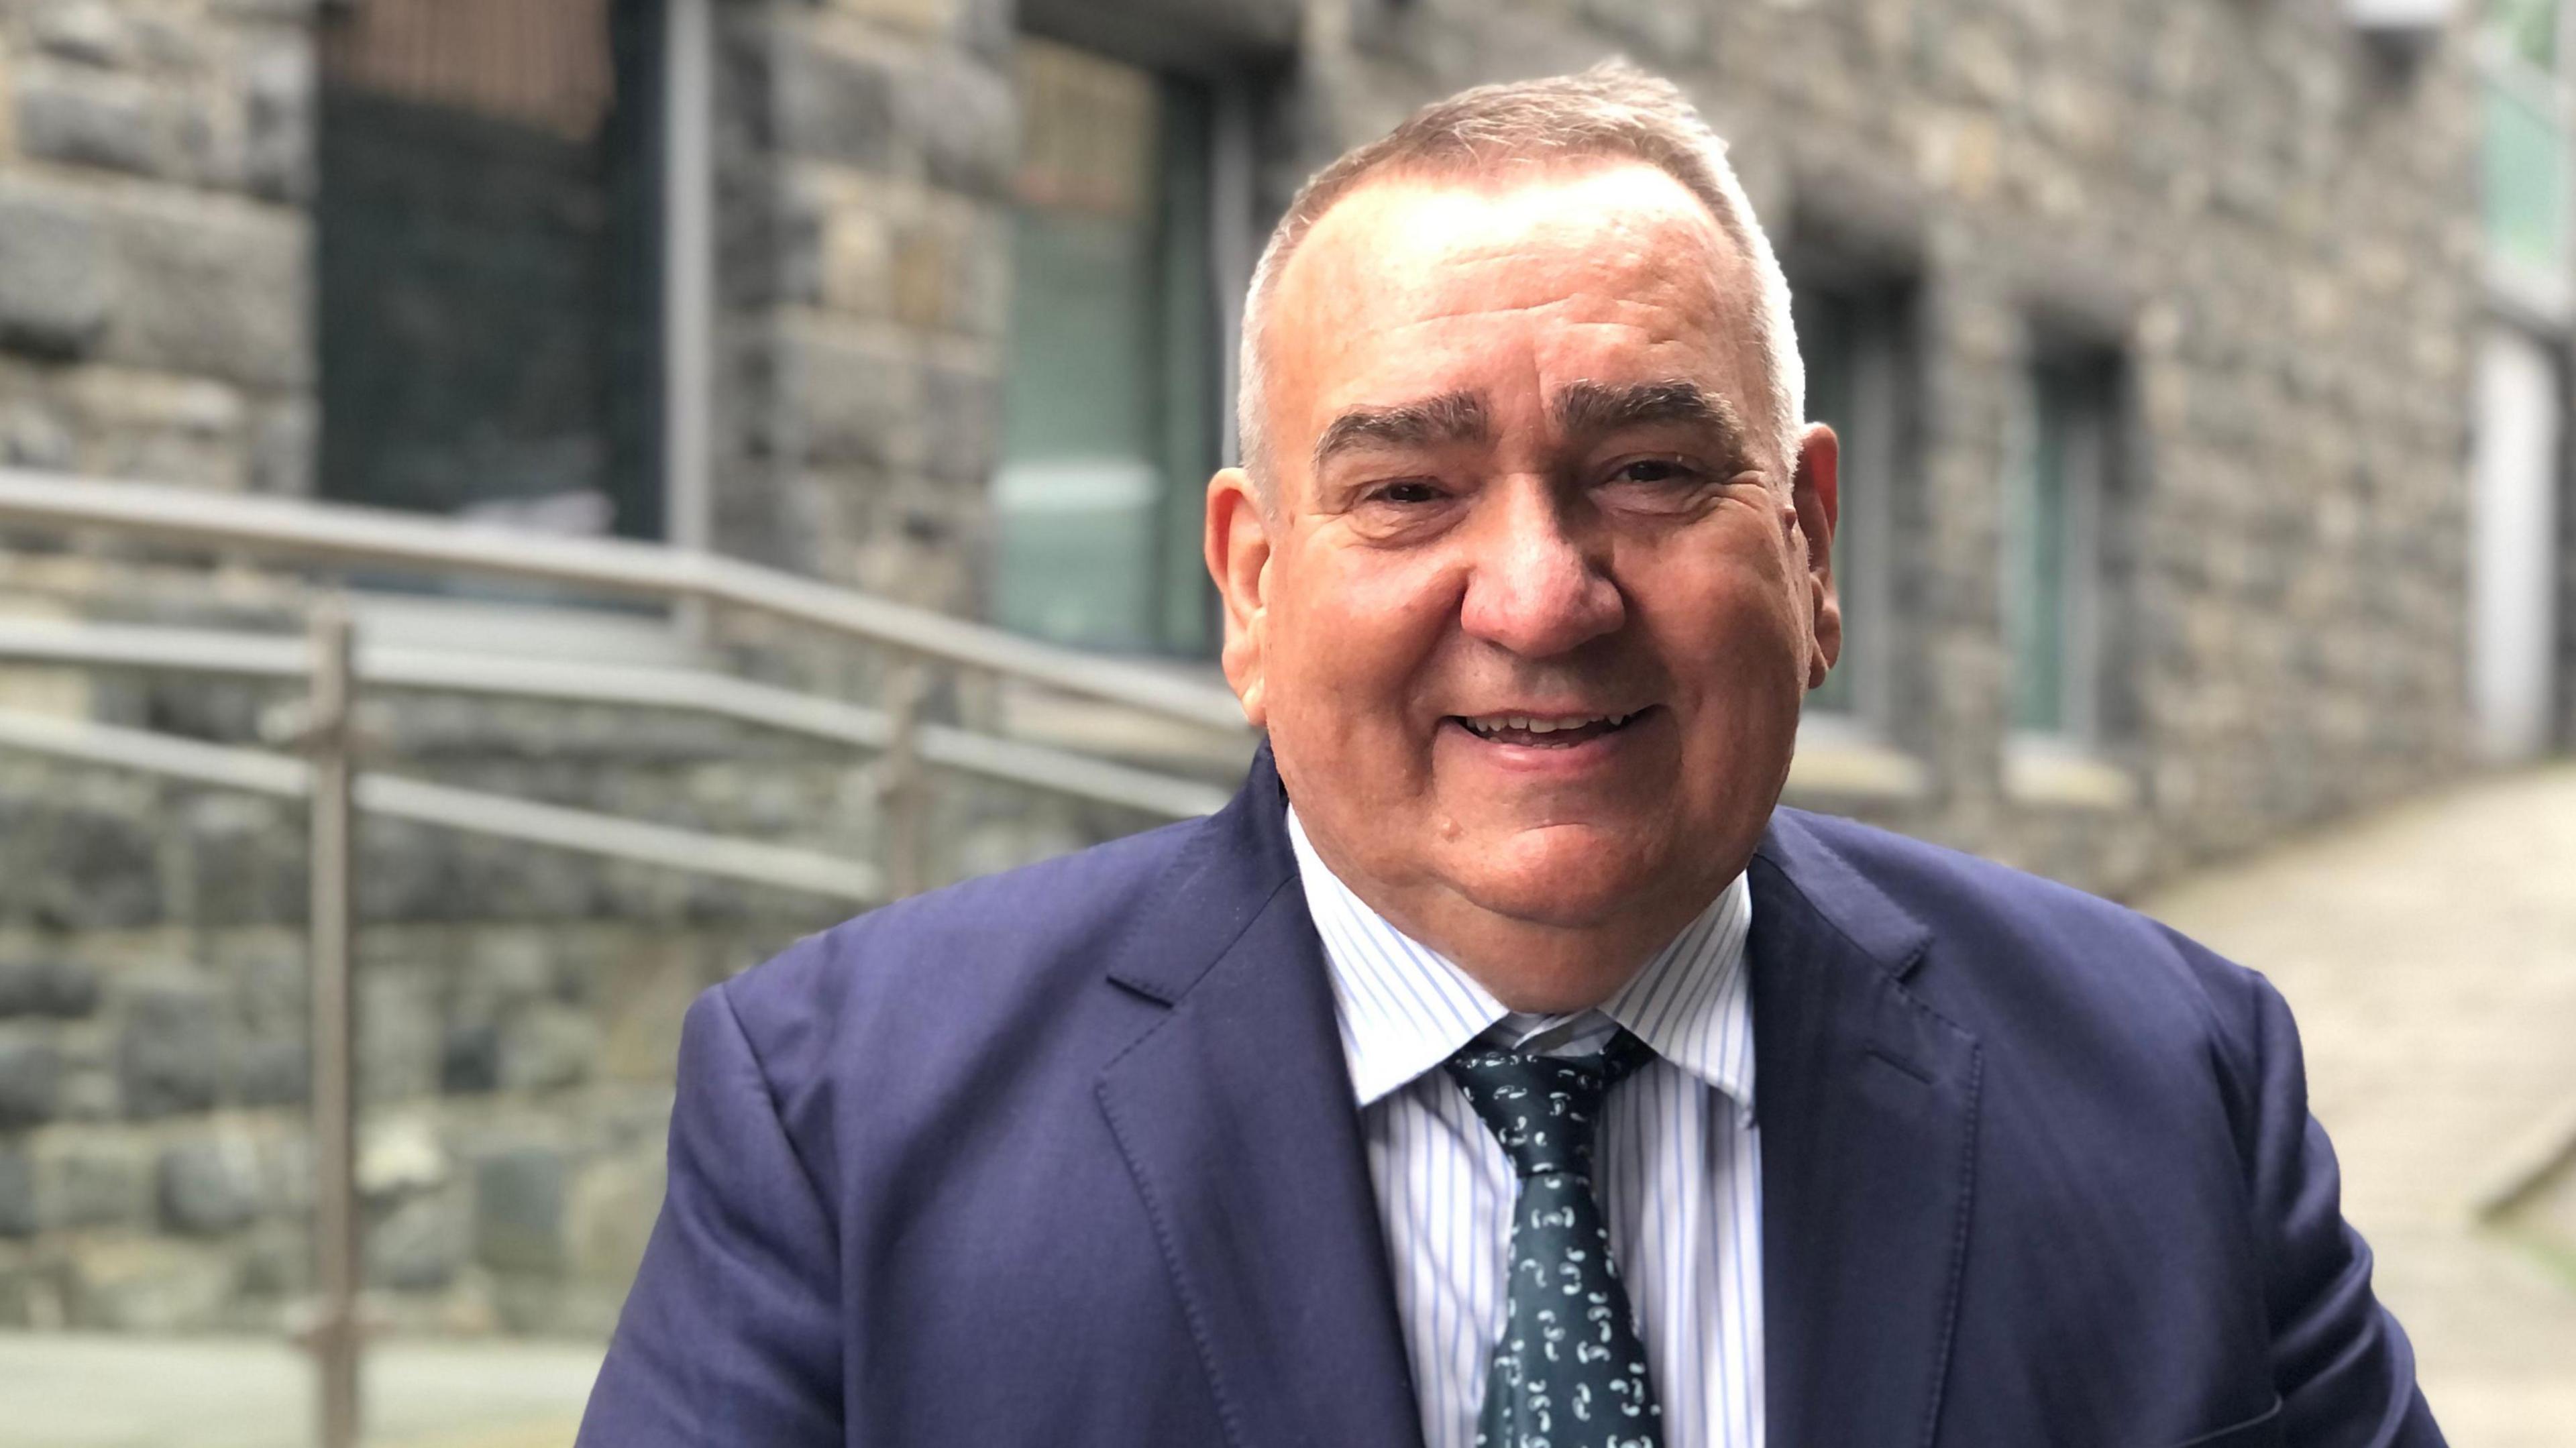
[{"x1": 0, "y1": 0, "x2": 2553, "y2": 1337}]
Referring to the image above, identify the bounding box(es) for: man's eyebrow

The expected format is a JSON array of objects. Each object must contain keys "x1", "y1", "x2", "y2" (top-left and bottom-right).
[
  {"x1": 1311, "y1": 390, "x2": 1492, "y2": 474},
  {"x1": 1552, "y1": 378, "x2": 1751, "y2": 455}
]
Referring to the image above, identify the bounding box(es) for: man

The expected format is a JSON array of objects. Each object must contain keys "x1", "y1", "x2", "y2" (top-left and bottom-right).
[{"x1": 580, "y1": 65, "x2": 2443, "y2": 1447}]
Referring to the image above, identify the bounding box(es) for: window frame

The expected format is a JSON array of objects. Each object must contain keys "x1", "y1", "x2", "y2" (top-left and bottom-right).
[
  {"x1": 2001, "y1": 348, "x2": 2124, "y2": 753},
  {"x1": 2480, "y1": 0, "x2": 2576, "y2": 320},
  {"x1": 311, "y1": 0, "x2": 675, "y2": 544},
  {"x1": 989, "y1": 29, "x2": 1254, "y2": 660},
  {"x1": 1788, "y1": 274, "x2": 1917, "y2": 736}
]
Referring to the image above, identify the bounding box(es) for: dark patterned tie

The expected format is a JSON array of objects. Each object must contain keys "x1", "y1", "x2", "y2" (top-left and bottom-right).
[{"x1": 1445, "y1": 1029, "x2": 1662, "y2": 1448}]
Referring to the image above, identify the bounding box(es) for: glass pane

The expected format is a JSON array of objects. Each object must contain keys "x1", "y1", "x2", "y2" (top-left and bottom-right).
[
  {"x1": 1793, "y1": 288, "x2": 1859, "y2": 714},
  {"x1": 2004, "y1": 372, "x2": 2070, "y2": 735},
  {"x1": 2489, "y1": 0, "x2": 2562, "y2": 72},
  {"x1": 2483, "y1": 76, "x2": 2569, "y2": 280},
  {"x1": 316, "y1": 0, "x2": 659, "y2": 538},
  {"x1": 996, "y1": 42, "x2": 1216, "y2": 655}
]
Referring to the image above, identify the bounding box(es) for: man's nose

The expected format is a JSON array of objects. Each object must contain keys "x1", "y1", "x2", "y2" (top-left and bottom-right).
[{"x1": 1456, "y1": 485, "x2": 1625, "y2": 659}]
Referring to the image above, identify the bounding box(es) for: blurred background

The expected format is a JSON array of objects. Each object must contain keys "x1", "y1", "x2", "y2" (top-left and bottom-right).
[{"x1": 0, "y1": 0, "x2": 2569, "y2": 1443}]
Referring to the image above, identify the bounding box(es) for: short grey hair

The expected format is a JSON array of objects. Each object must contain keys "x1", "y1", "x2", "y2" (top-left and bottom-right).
[{"x1": 1236, "y1": 61, "x2": 1803, "y2": 494}]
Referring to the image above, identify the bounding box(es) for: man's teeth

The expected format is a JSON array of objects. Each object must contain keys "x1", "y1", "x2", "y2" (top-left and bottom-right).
[{"x1": 1462, "y1": 712, "x2": 1635, "y2": 738}]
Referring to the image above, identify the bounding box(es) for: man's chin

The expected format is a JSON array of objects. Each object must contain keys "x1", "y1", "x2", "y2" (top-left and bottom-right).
[{"x1": 1442, "y1": 828, "x2": 1671, "y2": 928}]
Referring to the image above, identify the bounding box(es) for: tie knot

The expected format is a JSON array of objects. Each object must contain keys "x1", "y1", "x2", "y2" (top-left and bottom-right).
[{"x1": 1442, "y1": 1029, "x2": 1652, "y2": 1181}]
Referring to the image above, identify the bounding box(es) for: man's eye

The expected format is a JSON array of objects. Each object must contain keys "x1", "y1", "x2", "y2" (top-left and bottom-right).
[
  {"x1": 1607, "y1": 458, "x2": 1697, "y2": 486},
  {"x1": 1369, "y1": 480, "x2": 1444, "y2": 504}
]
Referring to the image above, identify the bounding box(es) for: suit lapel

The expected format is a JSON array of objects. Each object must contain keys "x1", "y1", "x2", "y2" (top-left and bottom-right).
[
  {"x1": 1096, "y1": 750, "x2": 1424, "y2": 1448},
  {"x1": 1751, "y1": 811, "x2": 1982, "y2": 1448}
]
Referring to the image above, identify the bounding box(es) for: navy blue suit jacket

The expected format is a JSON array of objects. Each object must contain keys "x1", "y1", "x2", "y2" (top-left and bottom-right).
[{"x1": 580, "y1": 751, "x2": 2443, "y2": 1447}]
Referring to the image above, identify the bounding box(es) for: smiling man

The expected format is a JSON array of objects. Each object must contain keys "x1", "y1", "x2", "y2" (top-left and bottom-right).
[{"x1": 580, "y1": 65, "x2": 2443, "y2": 1448}]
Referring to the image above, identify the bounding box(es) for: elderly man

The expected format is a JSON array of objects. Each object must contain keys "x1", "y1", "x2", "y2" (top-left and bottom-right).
[{"x1": 580, "y1": 65, "x2": 2443, "y2": 1448}]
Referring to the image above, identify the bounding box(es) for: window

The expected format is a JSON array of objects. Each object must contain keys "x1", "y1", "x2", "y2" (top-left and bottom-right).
[
  {"x1": 1791, "y1": 280, "x2": 1913, "y2": 726},
  {"x1": 2483, "y1": 0, "x2": 2573, "y2": 300},
  {"x1": 994, "y1": 39, "x2": 1219, "y2": 656},
  {"x1": 2002, "y1": 352, "x2": 2121, "y2": 742},
  {"x1": 316, "y1": 0, "x2": 664, "y2": 539}
]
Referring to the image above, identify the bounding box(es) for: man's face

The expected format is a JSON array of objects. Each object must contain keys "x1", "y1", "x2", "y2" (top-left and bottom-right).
[{"x1": 1208, "y1": 161, "x2": 1839, "y2": 996}]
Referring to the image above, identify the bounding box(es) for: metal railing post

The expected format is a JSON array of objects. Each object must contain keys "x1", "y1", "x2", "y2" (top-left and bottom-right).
[
  {"x1": 880, "y1": 656, "x2": 930, "y2": 899},
  {"x1": 303, "y1": 601, "x2": 363, "y2": 1448}
]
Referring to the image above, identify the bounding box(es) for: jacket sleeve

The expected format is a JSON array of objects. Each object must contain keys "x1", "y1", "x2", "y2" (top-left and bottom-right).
[
  {"x1": 2240, "y1": 968, "x2": 2446, "y2": 1446},
  {"x1": 577, "y1": 983, "x2": 842, "y2": 1447}
]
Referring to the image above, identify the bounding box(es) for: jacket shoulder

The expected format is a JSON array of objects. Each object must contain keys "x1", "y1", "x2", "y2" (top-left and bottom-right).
[
  {"x1": 710, "y1": 816, "x2": 1212, "y2": 1081},
  {"x1": 1767, "y1": 808, "x2": 2266, "y2": 1070}
]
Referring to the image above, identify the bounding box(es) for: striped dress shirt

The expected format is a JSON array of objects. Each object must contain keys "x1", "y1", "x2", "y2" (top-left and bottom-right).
[{"x1": 1287, "y1": 808, "x2": 1764, "y2": 1448}]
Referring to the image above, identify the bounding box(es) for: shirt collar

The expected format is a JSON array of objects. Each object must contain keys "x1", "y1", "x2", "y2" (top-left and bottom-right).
[{"x1": 1287, "y1": 806, "x2": 1756, "y2": 1125}]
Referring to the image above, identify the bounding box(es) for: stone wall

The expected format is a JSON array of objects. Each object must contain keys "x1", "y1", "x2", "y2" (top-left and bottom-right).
[
  {"x1": 0, "y1": 0, "x2": 314, "y2": 494},
  {"x1": 0, "y1": 909, "x2": 786, "y2": 1337},
  {"x1": 708, "y1": 0, "x2": 1016, "y2": 614}
]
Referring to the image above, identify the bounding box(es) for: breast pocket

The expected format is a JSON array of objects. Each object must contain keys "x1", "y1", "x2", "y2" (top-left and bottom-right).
[{"x1": 2169, "y1": 1398, "x2": 2284, "y2": 1448}]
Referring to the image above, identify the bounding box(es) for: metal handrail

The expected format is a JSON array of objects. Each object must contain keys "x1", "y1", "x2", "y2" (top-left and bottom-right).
[
  {"x1": 0, "y1": 618, "x2": 1236, "y2": 821},
  {"x1": 0, "y1": 708, "x2": 888, "y2": 902},
  {"x1": 0, "y1": 467, "x2": 1252, "y2": 734}
]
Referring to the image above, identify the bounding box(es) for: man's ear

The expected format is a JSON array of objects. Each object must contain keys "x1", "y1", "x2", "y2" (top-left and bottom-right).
[
  {"x1": 1204, "y1": 466, "x2": 1273, "y2": 727},
  {"x1": 1790, "y1": 423, "x2": 1843, "y2": 691}
]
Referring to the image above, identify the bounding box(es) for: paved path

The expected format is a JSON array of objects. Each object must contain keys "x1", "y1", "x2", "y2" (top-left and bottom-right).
[
  {"x1": 0, "y1": 1334, "x2": 598, "y2": 1448},
  {"x1": 2141, "y1": 762, "x2": 2576, "y2": 1447}
]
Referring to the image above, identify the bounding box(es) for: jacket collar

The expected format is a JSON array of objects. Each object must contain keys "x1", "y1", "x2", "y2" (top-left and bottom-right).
[
  {"x1": 1096, "y1": 746, "x2": 1426, "y2": 1448},
  {"x1": 1750, "y1": 807, "x2": 1981, "y2": 1447}
]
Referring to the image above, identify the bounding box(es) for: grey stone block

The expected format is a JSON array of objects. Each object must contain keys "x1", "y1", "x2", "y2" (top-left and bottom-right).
[
  {"x1": 0, "y1": 189, "x2": 112, "y2": 357},
  {"x1": 474, "y1": 1146, "x2": 567, "y2": 1276},
  {"x1": 0, "y1": 958, "x2": 101, "y2": 1018},
  {"x1": 248, "y1": 396, "x2": 315, "y2": 496},
  {"x1": 181, "y1": 793, "x2": 305, "y2": 928},
  {"x1": 0, "y1": 1035, "x2": 62, "y2": 1127},
  {"x1": 774, "y1": 42, "x2": 897, "y2": 170},
  {"x1": 16, "y1": 72, "x2": 164, "y2": 178},
  {"x1": 241, "y1": 38, "x2": 313, "y2": 204},
  {"x1": 497, "y1": 1008, "x2": 600, "y2": 1093},
  {"x1": 233, "y1": 1038, "x2": 307, "y2": 1107},
  {"x1": 157, "y1": 1137, "x2": 261, "y2": 1235},
  {"x1": 207, "y1": 0, "x2": 321, "y2": 19},
  {"x1": 907, "y1": 57, "x2": 1014, "y2": 199},
  {"x1": 1580, "y1": 0, "x2": 1708, "y2": 61},
  {"x1": 958, "y1": 0, "x2": 1012, "y2": 60},
  {"x1": 33, "y1": 1, "x2": 131, "y2": 67},
  {"x1": 0, "y1": 801, "x2": 161, "y2": 931},
  {"x1": 62, "y1": 1236, "x2": 235, "y2": 1331},
  {"x1": 129, "y1": 12, "x2": 205, "y2": 71},
  {"x1": 788, "y1": 331, "x2": 908, "y2": 469},
  {"x1": 118, "y1": 983, "x2": 223, "y2": 1119},
  {"x1": 47, "y1": 1142, "x2": 146, "y2": 1229},
  {"x1": 233, "y1": 1217, "x2": 307, "y2": 1302},
  {"x1": 439, "y1": 1022, "x2": 501, "y2": 1095},
  {"x1": 101, "y1": 201, "x2": 309, "y2": 390},
  {"x1": 920, "y1": 362, "x2": 1000, "y2": 484},
  {"x1": 0, "y1": 399, "x2": 76, "y2": 469},
  {"x1": 568, "y1": 1150, "x2": 663, "y2": 1289},
  {"x1": 368, "y1": 1192, "x2": 465, "y2": 1291}
]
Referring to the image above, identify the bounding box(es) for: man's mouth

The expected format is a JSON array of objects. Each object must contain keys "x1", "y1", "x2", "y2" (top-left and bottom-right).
[{"x1": 1449, "y1": 710, "x2": 1648, "y2": 748}]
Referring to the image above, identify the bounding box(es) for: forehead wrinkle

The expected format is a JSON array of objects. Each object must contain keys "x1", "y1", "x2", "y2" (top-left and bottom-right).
[{"x1": 1311, "y1": 390, "x2": 1493, "y2": 474}]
